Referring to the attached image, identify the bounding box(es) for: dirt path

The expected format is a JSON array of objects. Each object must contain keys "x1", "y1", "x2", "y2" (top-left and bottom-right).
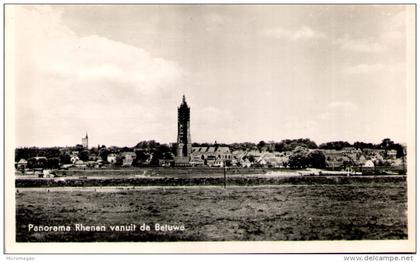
[{"x1": 15, "y1": 183, "x2": 400, "y2": 192}]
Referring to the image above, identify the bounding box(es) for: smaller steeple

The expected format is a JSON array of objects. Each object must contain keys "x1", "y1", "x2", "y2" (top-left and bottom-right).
[
  {"x1": 182, "y1": 94, "x2": 186, "y2": 103},
  {"x1": 82, "y1": 132, "x2": 89, "y2": 149}
]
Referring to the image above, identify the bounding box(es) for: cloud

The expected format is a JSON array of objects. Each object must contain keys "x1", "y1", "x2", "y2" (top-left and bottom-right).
[
  {"x1": 11, "y1": 6, "x2": 184, "y2": 146},
  {"x1": 192, "y1": 106, "x2": 237, "y2": 142},
  {"x1": 315, "y1": 101, "x2": 360, "y2": 125},
  {"x1": 327, "y1": 101, "x2": 359, "y2": 112},
  {"x1": 194, "y1": 106, "x2": 234, "y2": 128},
  {"x1": 308, "y1": 102, "x2": 365, "y2": 142},
  {"x1": 285, "y1": 117, "x2": 317, "y2": 130},
  {"x1": 314, "y1": 101, "x2": 359, "y2": 126},
  {"x1": 334, "y1": 37, "x2": 387, "y2": 53},
  {"x1": 343, "y1": 63, "x2": 405, "y2": 75},
  {"x1": 334, "y1": 10, "x2": 407, "y2": 54},
  {"x1": 261, "y1": 26, "x2": 326, "y2": 41}
]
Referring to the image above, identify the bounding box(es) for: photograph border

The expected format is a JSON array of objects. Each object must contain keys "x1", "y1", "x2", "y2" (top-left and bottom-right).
[{"x1": 3, "y1": 2, "x2": 417, "y2": 254}]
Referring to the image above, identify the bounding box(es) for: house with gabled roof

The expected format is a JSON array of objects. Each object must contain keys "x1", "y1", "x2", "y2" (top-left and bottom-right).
[
  {"x1": 120, "y1": 152, "x2": 137, "y2": 167},
  {"x1": 191, "y1": 146, "x2": 232, "y2": 167}
]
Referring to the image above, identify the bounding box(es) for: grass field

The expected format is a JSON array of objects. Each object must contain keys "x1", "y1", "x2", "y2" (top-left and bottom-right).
[{"x1": 16, "y1": 179, "x2": 407, "y2": 242}]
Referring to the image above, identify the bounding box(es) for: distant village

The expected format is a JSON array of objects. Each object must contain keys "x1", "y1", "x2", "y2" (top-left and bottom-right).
[
  {"x1": 15, "y1": 136, "x2": 406, "y2": 172},
  {"x1": 15, "y1": 96, "x2": 406, "y2": 174}
]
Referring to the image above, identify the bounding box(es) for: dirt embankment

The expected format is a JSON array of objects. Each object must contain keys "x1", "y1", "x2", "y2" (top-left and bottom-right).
[{"x1": 16, "y1": 175, "x2": 406, "y2": 188}]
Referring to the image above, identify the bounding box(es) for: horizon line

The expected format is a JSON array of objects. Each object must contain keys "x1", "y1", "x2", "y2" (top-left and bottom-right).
[{"x1": 14, "y1": 138, "x2": 407, "y2": 149}]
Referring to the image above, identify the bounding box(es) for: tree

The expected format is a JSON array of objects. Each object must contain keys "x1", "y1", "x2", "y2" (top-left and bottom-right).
[
  {"x1": 257, "y1": 141, "x2": 266, "y2": 150},
  {"x1": 192, "y1": 142, "x2": 210, "y2": 147},
  {"x1": 274, "y1": 142, "x2": 285, "y2": 152},
  {"x1": 59, "y1": 153, "x2": 71, "y2": 165},
  {"x1": 79, "y1": 150, "x2": 90, "y2": 162},
  {"x1": 274, "y1": 139, "x2": 318, "y2": 152},
  {"x1": 380, "y1": 138, "x2": 394, "y2": 149},
  {"x1": 170, "y1": 143, "x2": 178, "y2": 155},
  {"x1": 230, "y1": 142, "x2": 257, "y2": 151},
  {"x1": 307, "y1": 150, "x2": 326, "y2": 168},
  {"x1": 15, "y1": 147, "x2": 61, "y2": 162},
  {"x1": 134, "y1": 140, "x2": 160, "y2": 151},
  {"x1": 288, "y1": 146, "x2": 309, "y2": 169},
  {"x1": 120, "y1": 147, "x2": 131, "y2": 152},
  {"x1": 353, "y1": 141, "x2": 374, "y2": 149},
  {"x1": 319, "y1": 141, "x2": 351, "y2": 150},
  {"x1": 134, "y1": 150, "x2": 149, "y2": 166},
  {"x1": 112, "y1": 155, "x2": 123, "y2": 166},
  {"x1": 99, "y1": 148, "x2": 110, "y2": 162},
  {"x1": 47, "y1": 157, "x2": 60, "y2": 169},
  {"x1": 150, "y1": 144, "x2": 172, "y2": 166},
  {"x1": 377, "y1": 138, "x2": 405, "y2": 158},
  {"x1": 391, "y1": 143, "x2": 405, "y2": 158},
  {"x1": 75, "y1": 144, "x2": 84, "y2": 151},
  {"x1": 27, "y1": 157, "x2": 47, "y2": 169},
  {"x1": 163, "y1": 152, "x2": 174, "y2": 160},
  {"x1": 288, "y1": 147, "x2": 326, "y2": 169}
]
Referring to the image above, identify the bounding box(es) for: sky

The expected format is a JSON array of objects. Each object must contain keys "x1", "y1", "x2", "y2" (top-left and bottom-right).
[{"x1": 8, "y1": 5, "x2": 413, "y2": 147}]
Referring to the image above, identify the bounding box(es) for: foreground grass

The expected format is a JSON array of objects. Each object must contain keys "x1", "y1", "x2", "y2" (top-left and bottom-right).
[{"x1": 16, "y1": 181, "x2": 407, "y2": 242}]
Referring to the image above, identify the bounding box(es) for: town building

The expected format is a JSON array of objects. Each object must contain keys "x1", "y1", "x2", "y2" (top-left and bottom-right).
[
  {"x1": 75, "y1": 160, "x2": 86, "y2": 168},
  {"x1": 175, "y1": 95, "x2": 192, "y2": 166},
  {"x1": 70, "y1": 155, "x2": 80, "y2": 164},
  {"x1": 89, "y1": 154, "x2": 98, "y2": 161},
  {"x1": 387, "y1": 149, "x2": 397, "y2": 160},
  {"x1": 159, "y1": 159, "x2": 174, "y2": 167},
  {"x1": 120, "y1": 152, "x2": 137, "y2": 167},
  {"x1": 107, "y1": 153, "x2": 117, "y2": 164},
  {"x1": 190, "y1": 154, "x2": 205, "y2": 166},
  {"x1": 191, "y1": 146, "x2": 232, "y2": 167},
  {"x1": 363, "y1": 160, "x2": 375, "y2": 168},
  {"x1": 17, "y1": 159, "x2": 28, "y2": 170}
]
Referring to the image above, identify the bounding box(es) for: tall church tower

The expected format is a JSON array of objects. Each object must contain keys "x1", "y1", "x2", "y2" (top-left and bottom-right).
[
  {"x1": 175, "y1": 95, "x2": 191, "y2": 166},
  {"x1": 82, "y1": 133, "x2": 89, "y2": 149}
]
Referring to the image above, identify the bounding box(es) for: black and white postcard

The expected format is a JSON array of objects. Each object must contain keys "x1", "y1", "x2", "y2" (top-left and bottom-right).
[{"x1": 4, "y1": 4, "x2": 416, "y2": 253}]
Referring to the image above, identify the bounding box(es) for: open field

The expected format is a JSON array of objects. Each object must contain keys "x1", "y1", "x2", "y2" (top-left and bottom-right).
[
  {"x1": 16, "y1": 167, "x2": 406, "y2": 187},
  {"x1": 16, "y1": 179, "x2": 407, "y2": 241},
  {"x1": 18, "y1": 166, "x2": 406, "y2": 179},
  {"x1": 16, "y1": 175, "x2": 405, "y2": 187}
]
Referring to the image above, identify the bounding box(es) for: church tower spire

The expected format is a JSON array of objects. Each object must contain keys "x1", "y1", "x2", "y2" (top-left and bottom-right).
[
  {"x1": 82, "y1": 132, "x2": 89, "y2": 149},
  {"x1": 175, "y1": 95, "x2": 191, "y2": 166}
]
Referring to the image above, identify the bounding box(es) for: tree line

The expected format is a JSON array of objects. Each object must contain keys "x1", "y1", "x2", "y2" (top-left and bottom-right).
[{"x1": 15, "y1": 138, "x2": 405, "y2": 169}]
